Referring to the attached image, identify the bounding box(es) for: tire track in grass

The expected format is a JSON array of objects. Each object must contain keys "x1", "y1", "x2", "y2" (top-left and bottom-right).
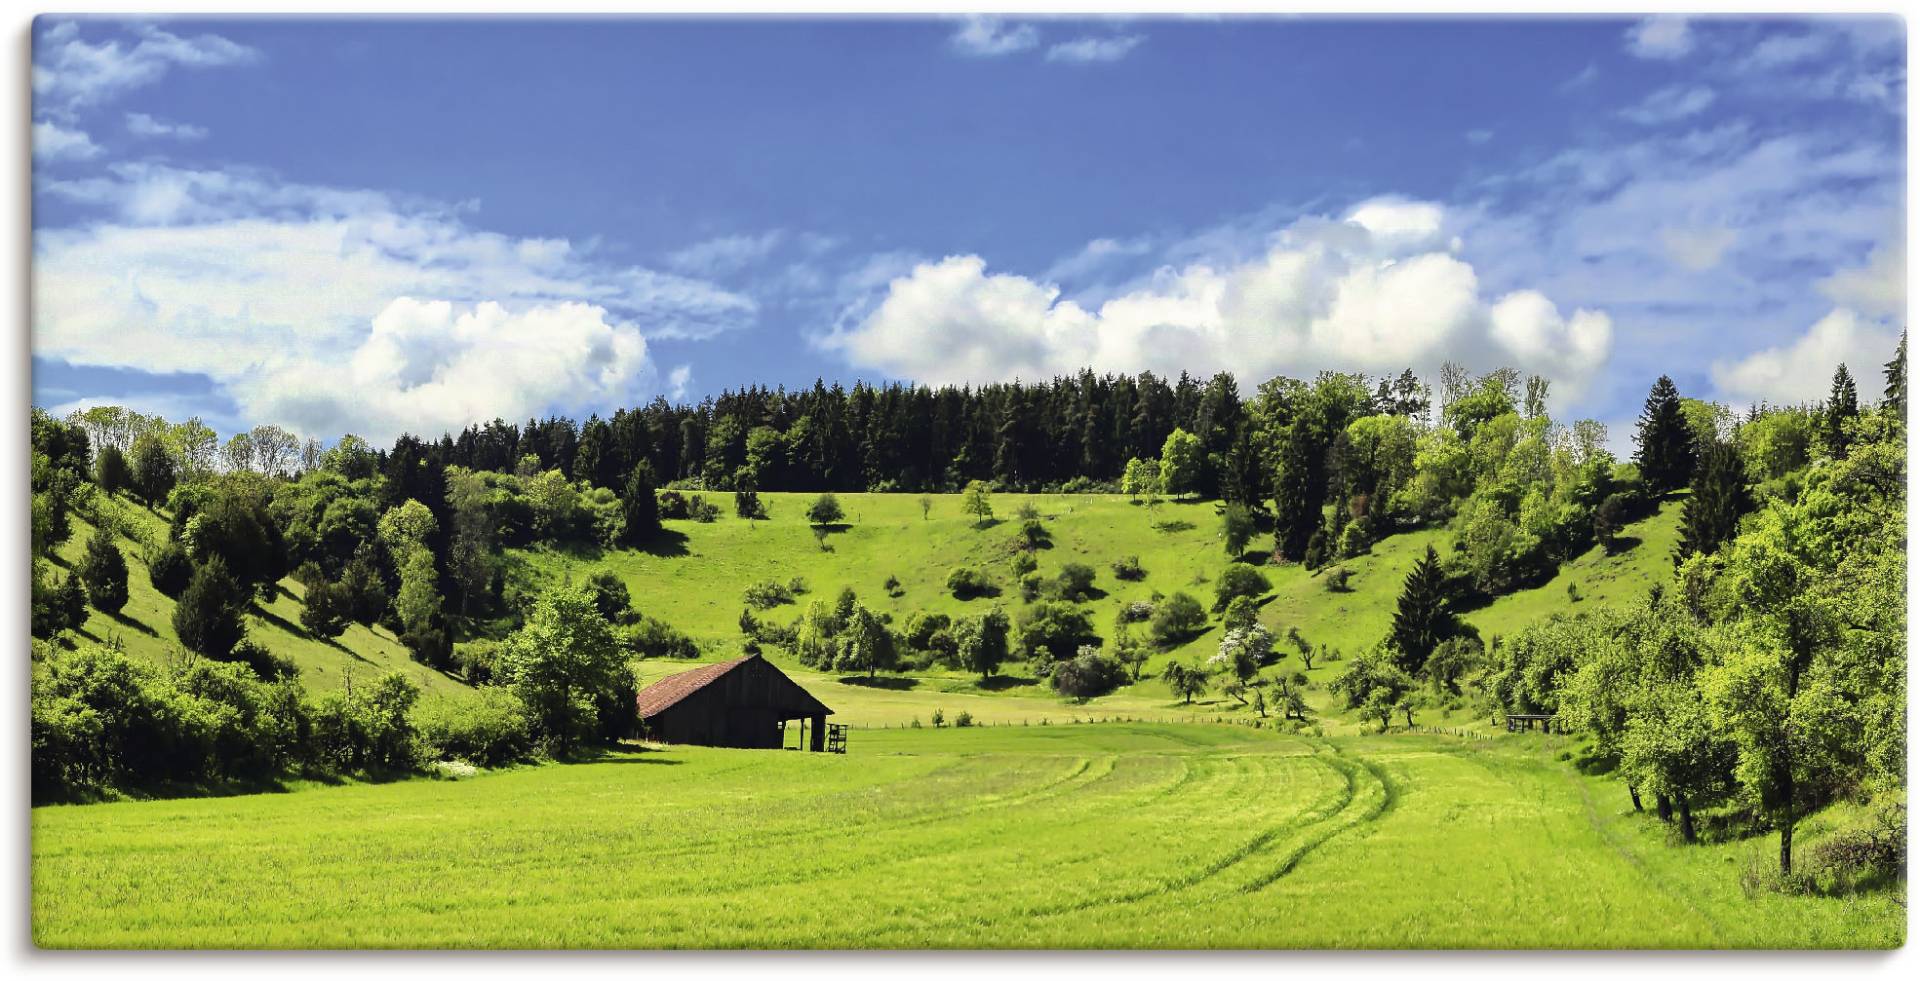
[
  {"x1": 1234, "y1": 746, "x2": 1397, "y2": 893},
  {"x1": 1010, "y1": 749, "x2": 1358, "y2": 922},
  {"x1": 1566, "y1": 760, "x2": 1729, "y2": 944}
]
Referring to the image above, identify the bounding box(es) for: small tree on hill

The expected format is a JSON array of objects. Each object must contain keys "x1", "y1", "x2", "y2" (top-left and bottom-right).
[
  {"x1": 499, "y1": 584, "x2": 628, "y2": 753},
  {"x1": 837, "y1": 605, "x2": 897, "y2": 679},
  {"x1": 955, "y1": 607, "x2": 1011, "y2": 680},
  {"x1": 1388, "y1": 545, "x2": 1460, "y2": 675},
  {"x1": 77, "y1": 525, "x2": 129, "y2": 614},
  {"x1": 147, "y1": 540, "x2": 193, "y2": 598},
  {"x1": 301, "y1": 578, "x2": 352, "y2": 640},
  {"x1": 1164, "y1": 661, "x2": 1209, "y2": 704},
  {"x1": 620, "y1": 464, "x2": 661, "y2": 545},
  {"x1": 1634, "y1": 375, "x2": 1695, "y2": 495},
  {"x1": 94, "y1": 443, "x2": 130, "y2": 496},
  {"x1": 1220, "y1": 501, "x2": 1255, "y2": 557},
  {"x1": 1122, "y1": 457, "x2": 1160, "y2": 504},
  {"x1": 174, "y1": 555, "x2": 248, "y2": 660},
  {"x1": 1884, "y1": 330, "x2": 1906, "y2": 418},
  {"x1": 129, "y1": 433, "x2": 176, "y2": 508},
  {"x1": 961, "y1": 480, "x2": 994, "y2": 526},
  {"x1": 807, "y1": 492, "x2": 845, "y2": 526},
  {"x1": 1158, "y1": 428, "x2": 1202, "y2": 499},
  {"x1": 1674, "y1": 439, "x2": 1750, "y2": 563}
]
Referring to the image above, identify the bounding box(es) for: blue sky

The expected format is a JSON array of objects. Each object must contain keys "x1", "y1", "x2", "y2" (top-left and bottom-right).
[{"x1": 31, "y1": 14, "x2": 1907, "y2": 449}]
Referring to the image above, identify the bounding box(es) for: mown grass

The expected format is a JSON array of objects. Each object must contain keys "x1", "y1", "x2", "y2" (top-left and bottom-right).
[{"x1": 32, "y1": 723, "x2": 1902, "y2": 949}]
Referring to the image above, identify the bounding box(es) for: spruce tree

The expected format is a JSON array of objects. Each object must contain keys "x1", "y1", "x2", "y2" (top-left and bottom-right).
[
  {"x1": 1885, "y1": 330, "x2": 1907, "y2": 419},
  {"x1": 1634, "y1": 375, "x2": 1695, "y2": 494},
  {"x1": 173, "y1": 555, "x2": 248, "y2": 659},
  {"x1": 94, "y1": 444, "x2": 130, "y2": 496},
  {"x1": 1674, "y1": 439, "x2": 1750, "y2": 563},
  {"x1": 619, "y1": 463, "x2": 661, "y2": 545},
  {"x1": 1388, "y1": 545, "x2": 1459, "y2": 674},
  {"x1": 1823, "y1": 363, "x2": 1859, "y2": 459},
  {"x1": 77, "y1": 525, "x2": 129, "y2": 614}
]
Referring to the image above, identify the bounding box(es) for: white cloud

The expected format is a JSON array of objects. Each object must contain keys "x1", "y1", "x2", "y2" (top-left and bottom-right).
[
  {"x1": 1626, "y1": 15, "x2": 1695, "y2": 60},
  {"x1": 666, "y1": 365, "x2": 694, "y2": 402},
  {"x1": 1045, "y1": 35, "x2": 1145, "y2": 64},
  {"x1": 1044, "y1": 236, "x2": 1153, "y2": 284},
  {"x1": 950, "y1": 17, "x2": 1038, "y2": 57},
  {"x1": 1711, "y1": 308, "x2": 1901, "y2": 404},
  {"x1": 124, "y1": 111, "x2": 207, "y2": 140},
  {"x1": 666, "y1": 231, "x2": 784, "y2": 277},
  {"x1": 1660, "y1": 226, "x2": 1737, "y2": 271},
  {"x1": 33, "y1": 120, "x2": 101, "y2": 162},
  {"x1": 243, "y1": 299, "x2": 652, "y2": 441},
  {"x1": 820, "y1": 198, "x2": 1613, "y2": 399},
  {"x1": 33, "y1": 163, "x2": 756, "y2": 440},
  {"x1": 34, "y1": 21, "x2": 259, "y2": 110},
  {"x1": 1819, "y1": 241, "x2": 1905, "y2": 318},
  {"x1": 1619, "y1": 85, "x2": 1716, "y2": 125}
]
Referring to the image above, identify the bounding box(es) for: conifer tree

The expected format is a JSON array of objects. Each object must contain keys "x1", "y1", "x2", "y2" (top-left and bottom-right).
[
  {"x1": 1823, "y1": 364, "x2": 1859, "y2": 459},
  {"x1": 619, "y1": 463, "x2": 661, "y2": 545},
  {"x1": 1674, "y1": 439, "x2": 1750, "y2": 563},
  {"x1": 173, "y1": 555, "x2": 248, "y2": 659},
  {"x1": 93, "y1": 444, "x2": 130, "y2": 496},
  {"x1": 1388, "y1": 545, "x2": 1459, "y2": 674},
  {"x1": 77, "y1": 525, "x2": 129, "y2": 614},
  {"x1": 1634, "y1": 376, "x2": 1695, "y2": 494},
  {"x1": 1885, "y1": 330, "x2": 1907, "y2": 419}
]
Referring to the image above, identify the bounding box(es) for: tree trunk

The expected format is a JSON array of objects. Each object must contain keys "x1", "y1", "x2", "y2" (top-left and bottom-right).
[
  {"x1": 1779, "y1": 813, "x2": 1795, "y2": 876},
  {"x1": 1628, "y1": 784, "x2": 1643, "y2": 812},
  {"x1": 1677, "y1": 794, "x2": 1696, "y2": 844},
  {"x1": 1656, "y1": 793, "x2": 1673, "y2": 822}
]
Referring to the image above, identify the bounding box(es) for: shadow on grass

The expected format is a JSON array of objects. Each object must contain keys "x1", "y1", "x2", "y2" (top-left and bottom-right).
[
  {"x1": 638, "y1": 528, "x2": 691, "y2": 558},
  {"x1": 838, "y1": 674, "x2": 920, "y2": 690},
  {"x1": 105, "y1": 610, "x2": 158, "y2": 637},
  {"x1": 975, "y1": 675, "x2": 1037, "y2": 691},
  {"x1": 1152, "y1": 520, "x2": 1196, "y2": 535},
  {"x1": 1602, "y1": 535, "x2": 1643, "y2": 557}
]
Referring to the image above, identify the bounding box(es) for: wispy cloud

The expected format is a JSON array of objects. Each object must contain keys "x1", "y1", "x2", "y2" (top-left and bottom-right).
[
  {"x1": 666, "y1": 231, "x2": 785, "y2": 278},
  {"x1": 1625, "y1": 15, "x2": 1695, "y2": 60},
  {"x1": 33, "y1": 120, "x2": 102, "y2": 162},
  {"x1": 124, "y1": 111, "x2": 208, "y2": 140},
  {"x1": 33, "y1": 20, "x2": 260, "y2": 111},
  {"x1": 1618, "y1": 84, "x2": 1717, "y2": 125},
  {"x1": 1045, "y1": 34, "x2": 1145, "y2": 64},
  {"x1": 949, "y1": 16, "x2": 1038, "y2": 58}
]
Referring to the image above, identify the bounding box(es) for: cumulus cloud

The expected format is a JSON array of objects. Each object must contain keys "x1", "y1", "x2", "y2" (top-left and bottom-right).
[
  {"x1": 34, "y1": 20, "x2": 259, "y2": 110},
  {"x1": 1711, "y1": 308, "x2": 1902, "y2": 404},
  {"x1": 33, "y1": 120, "x2": 101, "y2": 162},
  {"x1": 1619, "y1": 85, "x2": 1716, "y2": 125},
  {"x1": 950, "y1": 17, "x2": 1039, "y2": 57},
  {"x1": 1046, "y1": 35, "x2": 1145, "y2": 64},
  {"x1": 819, "y1": 198, "x2": 1613, "y2": 399},
  {"x1": 33, "y1": 163, "x2": 756, "y2": 440},
  {"x1": 124, "y1": 111, "x2": 207, "y2": 140},
  {"x1": 1819, "y1": 241, "x2": 1905, "y2": 317},
  {"x1": 1626, "y1": 15, "x2": 1695, "y2": 59}
]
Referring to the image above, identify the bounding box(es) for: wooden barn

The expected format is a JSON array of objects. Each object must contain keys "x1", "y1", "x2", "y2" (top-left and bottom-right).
[{"x1": 634, "y1": 653, "x2": 842, "y2": 752}]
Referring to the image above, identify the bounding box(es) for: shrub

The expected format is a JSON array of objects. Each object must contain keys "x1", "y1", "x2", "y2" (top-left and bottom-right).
[
  {"x1": 1212, "y1": 563, "x2": 1272, "y2": 611},
  {"x1": 413, "y1": 689, "x2": 535, "y2": 767},
  {"x1": 1149, "y1": 591, "x2": 1207, "y2": 648},
  {"x1": 1117, "y1": 600, "x2": 1154, "y2": 623},
  {"x1": 174, "y1": 556, "x2": 249, "y2": 660},
  {"x1": 1110, "y1": 555, "x2": 1146, "y2": 581},
  {"x1": 1018, "y1": 573, "x2": 1044, "y2": 603},
  {"x1": 902, "y1": 611, "x2": 953, "y2": 652},
  {"x1": 946, "y1": 566, "x2": 995, "y2": 599},
  {"x1": 1013, "y1": 519, "x2": 1050, "y2": 551},
  {"x1": 1053, "y1": 562, "x2": 1097, "y2": 601},
  {"x1": 624, "y1": 616, "x2": 700, "y2": 659},
  {"x1": 1008, "y1": 551, "x2": 1038, "y2": 577},
  {"x1": 686, "y1": 495, "x2": 720, "y2": 522},
  {"x1": 1324, "y1": 566, "x2": 1354, "y2": 592},
  {"x1": 77, "y1": 526, "x2": 129, "y2": 614},
  {"x1": 744, "y1": 579, "x2": 796, "y2": 610},
  {"x1": 1051, "y1": 648, "x2": 1126, "y2": 700},
  {"x1": 307, "y1": 672, "x2": 422, "y2": 774},
  {"x1": 656, "y1": 489, "x2": 689, "y2": 519},
  {"x1": 453, "y1": 639, "x2": 503, "y2": 684},
  {"x1": 884, "y1": 574, "x2": 904, "y2": 597},
  {"x1": 585, "y1": 570, "x2": 638, "y2": 625},
  {"x1": 147, "y1": 540, "x2": 193, "y2": 598},
  {"x1": 954, "y1": 710, "x2": 974, "y2": 728},
  {"x1": 734, "y1": 490, "x2": 768, "y2": 520},
  {"x1": 930, "y1": 708, "x2": 946, "y2": 728},
  {"x1": 1017, "y1": 601, "x2": 1096, "y2": 661},
  {"x1": 300, "y1": 579, "x2": 352, "y2": 640}
]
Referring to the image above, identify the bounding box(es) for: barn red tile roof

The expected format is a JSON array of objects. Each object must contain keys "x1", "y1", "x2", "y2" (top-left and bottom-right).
[{"x1": 634, "y1": 654, "x2": 757, "y2": 719}]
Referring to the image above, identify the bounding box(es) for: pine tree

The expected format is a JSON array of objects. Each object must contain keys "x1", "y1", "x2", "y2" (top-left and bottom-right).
[
  {"x1": 77, "y1": 525, "x2": 129, "y2": 614},
  {"x1": 1823, "y1": 364, "x2": 1860, "y2": 458},
  {"x1": 173, "y1": 555, "x2": 248, "y2": 659},
  {"x1": 1885, "y1": 330, "x2": 1907, "y2": 419},
  {"x1": 94, "y1": 444, "x2": 131, "y2": 496},
  {"x1": 1388, "y1": 545, "x2": 1459, "y2": 674},
  {"x1": 619, "y1": 463, "x2": 661, "y2": 544},
  {"x1": 1674, "y1": 439, "x2": 1750, "y2": 563},
  {"x1": 1634, "y1": 375, "x2": 1695, "y2": 494}
]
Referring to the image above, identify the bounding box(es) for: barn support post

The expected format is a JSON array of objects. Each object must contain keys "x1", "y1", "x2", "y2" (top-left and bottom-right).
[{"x1": 810, "y1": 713, "x2": 826, "y2": 752}]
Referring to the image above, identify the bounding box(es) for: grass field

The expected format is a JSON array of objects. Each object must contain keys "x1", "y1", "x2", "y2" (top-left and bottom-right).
[{"x1": 31, "y1": 722, "x2": 1902, "y2": 949}]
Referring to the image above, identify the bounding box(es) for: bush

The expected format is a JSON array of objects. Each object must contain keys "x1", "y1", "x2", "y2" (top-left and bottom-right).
[
  {"x1": 623, "y1": 616, "x2": 701, "y2": 659},
  {"x1": 1110, "y1": 555, "x2": 1146, "y2": 581},
  {"x1": 930, "y1": 708, "x2": 946, "y2": 728},
  {"x1": 1212, "y1": 563, "x2": 1272, "y2": 611},
  {"x1": 174, "y1": 556, "x2": 249, "y2": 660},
  {"x1": 1117, "y1": 599, "x2": 1154, "y2": 623},
  {"x1": 883, "y1": 574, "x2": 904, "y2": 597},
  {"x1": 954, "y1": 710, "x2": 974, "y2": 728},
  {"x1": 946, "y1": 566, "x2": 995, "y2": 599},
  {"x1": 1149, "y1": 591, "x2": 1207, "y2": 647},
  {"x1": 78, "y1": 526, "x2": 129, "y2": 614},
  {"x1": 1008, "y1": 551, "x2": 1038, "y2": 577},
  {"x1": 1051, "y1": 648, "x2": 1126, "y2": 700},
  {"x1": 585, "y1": 570, "x2": 637, "y2": 625},
  {"x1": 656, "y1": 489, "x2": 689, "y2": 519},
  {"x1": 307, "y1": 672, "x2": 422, "y2": 774},
  {"x1": 1324, "y1": 566, "x2": 1354, "y2": 592},
  {"x1": 807, "y1": 493, "x2": 845, "y2": 525},
  {"x1": 413, "y1": 689, "x2": 535, "y2": 767},
  {"x1": 147, "y1": 540, "x2": 193, "y2": 598},
  {"x1": 300, "y1": 579, "x2": 352, "y2": 640},
  {"x1": 744, "y1": 578, "x2": 796, "y2": 609},
  {"x1": 1017, "y1": 601, "x2": 1096, "y2": 661},
  {"x1": 686, "y1": 495, "x2": 720, "y2": 522},
  {"x1": 734, "y1": 490, "x2": 768, "y2": 520},
  {"x1": 1013, "y1": 519, "x2": 1050, "y2": 551},
  {"x1": 453, "y1": 639, "x2": 503, "y2": 685},
  {"x1": 1053, "y1": 562, "x2": 1097, "y2": 601},
  {"x1": 1018, "y1": 573, "x2": 1044, "y2": 603}
]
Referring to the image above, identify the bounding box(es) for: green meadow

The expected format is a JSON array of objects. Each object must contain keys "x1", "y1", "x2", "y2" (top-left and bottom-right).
[{"x1": 32, "y1": 723, "x2": 1902, "y2": 949}]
